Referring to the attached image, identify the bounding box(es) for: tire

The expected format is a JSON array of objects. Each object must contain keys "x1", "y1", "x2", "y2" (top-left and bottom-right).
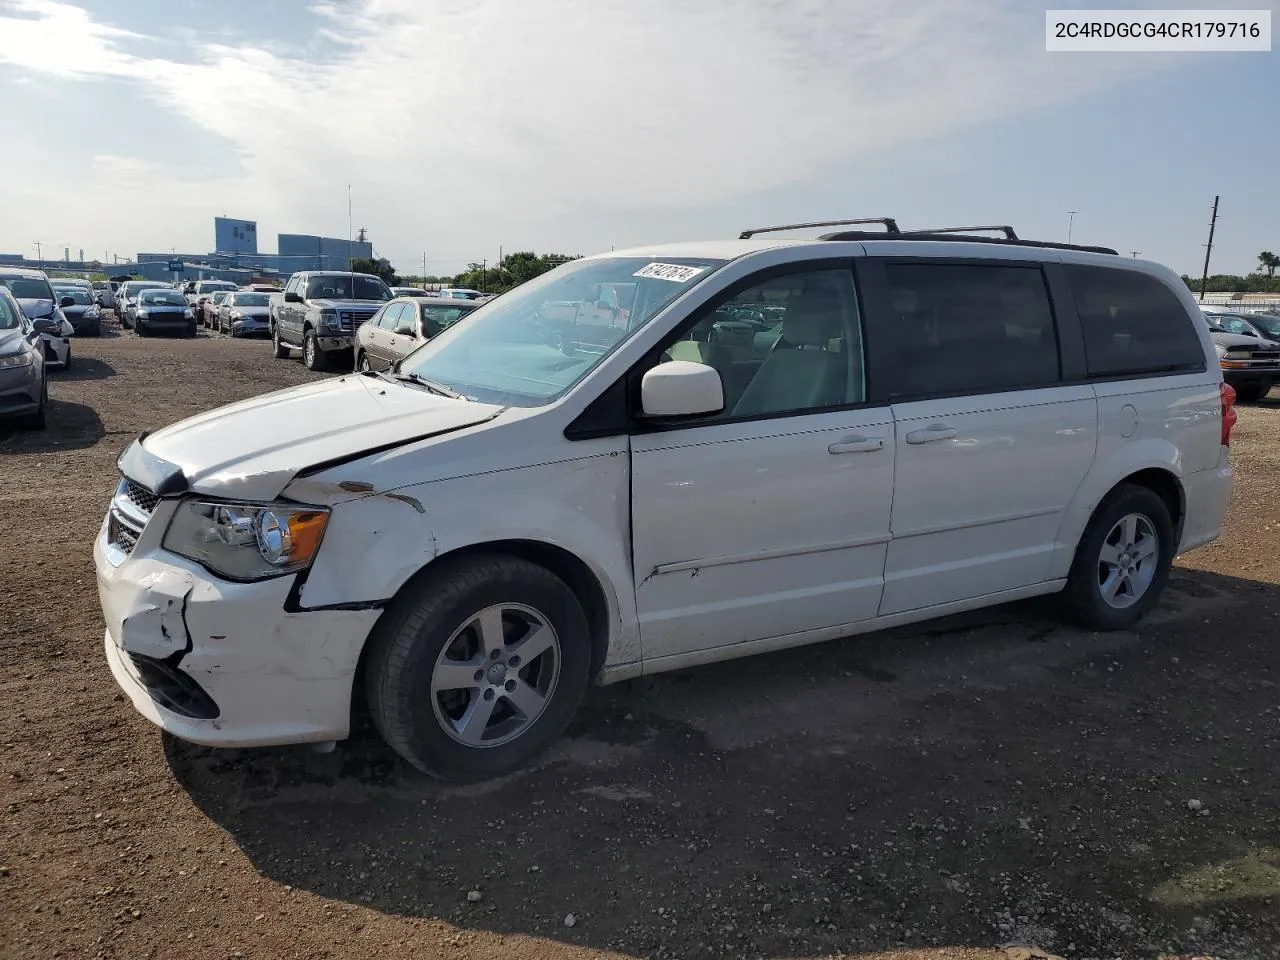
[
  {"x1": 187, "y1": 321, "x2": 198, "y2": 338},
  {"x1": 62, "y1": 347, "x2": 71, "y2": 371},
  {"x1": 136, "y1": 321, "x2": 147, "y2": 338},
  {"x1": 356, "y1": 350, "x2": 371, "y2": 373},
  {"x1": 364, "y1": 554, "x2": 592, "y2": 782},
  {"x1": 1235, "y1": 380, "x2": 1270, "y2": 403},
  {"x1": 1060, "y1": 483, "x2": 1175, "y2": 631},
  {"x1": 23, "y1": 378, "x2": 47, "y2": 430},
  {"x1": 302, "y1": 329, "x2": 329, "y2": 371},
  {"x1": 272, "y1": 324, "x2": 290, "y2": 359}
]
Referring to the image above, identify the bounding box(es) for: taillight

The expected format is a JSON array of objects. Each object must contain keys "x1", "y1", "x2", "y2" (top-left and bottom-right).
[{"x1": 1220, "y1": 382, "x2": 1238, "y2": 446}]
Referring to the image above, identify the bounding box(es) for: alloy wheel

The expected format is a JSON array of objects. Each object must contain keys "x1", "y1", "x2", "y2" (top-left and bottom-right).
[{"x1": 1097, "y1": 513, "x2": 1159, "y2": 609}]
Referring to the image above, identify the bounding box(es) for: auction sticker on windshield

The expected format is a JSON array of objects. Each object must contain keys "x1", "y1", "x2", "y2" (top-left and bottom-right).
[{"x1": 633, "y1": 262, "x2": 706, "y2": 283}]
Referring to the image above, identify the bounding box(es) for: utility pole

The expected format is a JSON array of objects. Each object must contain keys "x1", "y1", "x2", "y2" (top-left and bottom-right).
[
  {"x1": 1199, "y1": 195, "x2": 1220, "y2": 303},
  {"x1": 481, "y1": 258, "x2": 487, "y2": 293},
  {"x1": 1130, "y1": 250, "x2": 1142, "y2": 258},
  {"x1": 422, "y1": 252, "x2": 427, "y2": 284},
  {"x1": 1067, "y1": 211, "x2": 1077, "y2": 244},
  {"x1": 34, "y1": 241, "x2": 42, "y2": 268},
  {"x1": 347, "y1": 184, "x2": 353, "y2": 272}
]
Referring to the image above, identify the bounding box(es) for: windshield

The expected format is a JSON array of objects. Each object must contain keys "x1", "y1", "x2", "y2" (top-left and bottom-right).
[
  {"x1": 1248, "y1": 314, "x2": 1280, "y2": 338},
  {"x1": 199, "y1": 282, "x2": 236, "y2": 293},
  {"x1": 55, "y1": 288, "x2": 95, "y2": 305},
  {"x1": 126, "y1": 283, "x2": 166, "y2": 296},
  {"x1": 305, "y1": 275, "x2": 393, "y2": 301},
  {"x1": 0, "y1": 276, "x2": 55, "y2": 301},
  {"x1": 399, "y1": 256, "x2": 725, "y2": 405},
  {"x1": 231, "y1": 293, "x2": 270, "y2": 306},
  {"x1": 0, "y1": 293, "x2": 19, "y2": 330},
  {"x1": 140, "y1": 290, "x2": 188, "y2": 306}
]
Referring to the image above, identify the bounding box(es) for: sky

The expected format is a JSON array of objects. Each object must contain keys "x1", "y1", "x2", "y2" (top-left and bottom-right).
[{"x1": 0, "y1": 0, "x2": 1276, "y2": 278}]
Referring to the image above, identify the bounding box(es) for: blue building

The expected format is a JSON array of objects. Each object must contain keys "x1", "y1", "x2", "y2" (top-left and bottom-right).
[{"x1": 214, "y1": 217, "x2": 258, "y2": 254}]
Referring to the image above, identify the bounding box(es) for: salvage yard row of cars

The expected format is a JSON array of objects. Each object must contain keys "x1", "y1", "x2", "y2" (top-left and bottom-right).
[{"x1": 92, "y1": 219, "x2": 1249, "y2": 783}]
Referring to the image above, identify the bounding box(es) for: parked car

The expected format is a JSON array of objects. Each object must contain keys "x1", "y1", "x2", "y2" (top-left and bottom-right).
[
  {"x1": 1201, "y1": 313, "x2": 1280, "y2": 402},
  {"x1": 216, "y1": 291, "x2": 273, "y2": 337},
  {"x1": 270, "y1": 270, "x2": 393, "y2": 370},
  {"x1": 134, "y1": 287, "x2": 197, "y2": 337},
  {"x1": 0, "y1": 284, "x2": 47, "y2": 429},
  {"x1": 118, "y1": 281, "x2": 172, "y2": 329},
  {"x1": 0, "y1": 268, "x2": 73, "y2": 368},
  {"x1": 94, "y1": 222, "x2": 1234, "y2": 782},
  {"x1": 353, "y1": 296, "x2": 480, "y2": 371},
  {"x1": 390, "y1": 286, "x2": 428, "y2": 298},
  {"x1": 187, "y1": 280, "x2": 238, "y2": 320},
  {"x1": 51, "y1": 283, "x2": 103, "y2": 336},
  {"x1": 92, "y1": 281, "x2": 117, "y2": 310},
  {"x1": 199, "y1": 290, "x2": 232, "y2": 328},
  {"x1": 435, "y1": 287, "x2": 484, "y2": 300}
]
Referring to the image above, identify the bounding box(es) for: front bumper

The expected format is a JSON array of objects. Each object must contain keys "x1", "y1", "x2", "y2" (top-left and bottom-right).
[
  {"x1": 0, "y1": 362, "x2": 40, "y2": 417},
  {"x1": 40, "y1": 334, "x2": 69, "y2": 366},
  {"x1": 94, "y1": 514, "x2": 381, "y2": 748},
  {"x1": 317, "y1": 330, "x2": 354, "y2": 352},
  {"x1": 230, "y1": 318, "x2": 270, "y2": 337}
]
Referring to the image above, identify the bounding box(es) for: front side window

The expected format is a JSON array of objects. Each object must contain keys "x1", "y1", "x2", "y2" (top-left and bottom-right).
[
  {"x1": 648, "y1": 267, "x2": 866, "y2": 419},
  {"x1": 377, "y1": 303, "x2": 406, "y2": 329},
  {"x1": 1214, "y1": 315, "x2": 1257, "y2": 337},
  {"x1": 1067, "y1": 265, "x2": 1204, "y2": 377},
  {"x1": 399, "y1": 256, "x2": 725, "y2": 406},
  {"x1": 881, "y1": 262, "x2": 1060, "y2": 399}
]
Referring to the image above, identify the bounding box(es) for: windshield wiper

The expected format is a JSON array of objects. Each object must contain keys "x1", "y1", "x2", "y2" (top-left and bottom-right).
[{"x1": 390, "y1": 370, "x2": 462, "y2": 399}]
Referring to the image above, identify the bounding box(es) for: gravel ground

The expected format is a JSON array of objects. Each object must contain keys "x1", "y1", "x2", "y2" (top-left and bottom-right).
[{"x1": 1, "y1": 314, "x2": 1277, "y2": 960}]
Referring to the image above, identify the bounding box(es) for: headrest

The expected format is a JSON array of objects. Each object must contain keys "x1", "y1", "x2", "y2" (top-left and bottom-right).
[{"x1": 782, "y1": 291, "x2": 841, "y2": 346}]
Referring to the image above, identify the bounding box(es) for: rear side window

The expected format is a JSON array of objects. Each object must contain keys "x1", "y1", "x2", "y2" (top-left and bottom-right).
[
  {"x1": 881, "y1": 262, "x2": 1060, "y2": 399},
  {"x1": 1066, "y1": 265, "x2": 1205, "y2": 377}
]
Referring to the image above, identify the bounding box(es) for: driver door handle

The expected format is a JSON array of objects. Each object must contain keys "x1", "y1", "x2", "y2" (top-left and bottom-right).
[
  {"x1": 905, "y1": 423, "x2": 958, "y2": 444},
  {"x1": 828, "y1": 435, "x2": 884, "y2": 454}
]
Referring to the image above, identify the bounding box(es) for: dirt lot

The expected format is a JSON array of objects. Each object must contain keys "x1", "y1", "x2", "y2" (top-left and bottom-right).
[{"x1": 1, "y1": 315, "x2": 1278, "y2": 960}]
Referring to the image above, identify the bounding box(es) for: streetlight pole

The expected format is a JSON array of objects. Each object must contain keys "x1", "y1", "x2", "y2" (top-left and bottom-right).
[{"x1": 1067, "y1": 211, "x2": 1077, "y2": 244}]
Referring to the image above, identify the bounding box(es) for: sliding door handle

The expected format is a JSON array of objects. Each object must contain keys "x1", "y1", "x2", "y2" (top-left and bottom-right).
[
  {"x1": 828, "y1": 435, "x2": 884, "y2": 454},
  {"x1": 905, "y1": 424, "x2": 957, "y2": 444}
]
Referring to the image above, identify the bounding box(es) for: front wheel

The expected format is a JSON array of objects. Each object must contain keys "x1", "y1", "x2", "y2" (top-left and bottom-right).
[
  {"x1": 186, "y1": 321, "x2": 198, "y2": 338},
  {"x1": 302, "y1": 329, "x2": 329, "y2": 371},
  {"x1": 356, "y1": 350, "x2": 372, "y2": 373},
  {"x1": 271, "y1": 325, "x2": 290, "y2": 359},
  {"x1": 364, "y1": 555, "x2": 592, "y2": 782},
  {"x1": 1061, "y1": 484, "x2": 1174, "y2": 631},
  {"x1": 1235, "y1": 380, "x2": 1271, "y2": 403}
]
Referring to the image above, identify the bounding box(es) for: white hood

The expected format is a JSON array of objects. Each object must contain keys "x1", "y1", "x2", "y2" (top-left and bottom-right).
[{"x1": 140, "y1": 373, "x2": 503, "y2": 501}]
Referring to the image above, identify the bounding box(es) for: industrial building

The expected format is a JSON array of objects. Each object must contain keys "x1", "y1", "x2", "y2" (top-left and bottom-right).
[{"x1": 2, "y1": 218, "x2": 382, "y2": 283}]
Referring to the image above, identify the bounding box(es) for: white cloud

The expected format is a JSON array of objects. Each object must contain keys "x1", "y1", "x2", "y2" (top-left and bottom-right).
[{"x1": 0, "y1": 0, "x2": 1177, "y2": 268}]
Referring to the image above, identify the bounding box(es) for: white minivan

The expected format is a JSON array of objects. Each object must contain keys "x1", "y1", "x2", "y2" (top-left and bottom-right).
[{"x1": 95, "y1": 221, "x2": 1235, "y2": 781}]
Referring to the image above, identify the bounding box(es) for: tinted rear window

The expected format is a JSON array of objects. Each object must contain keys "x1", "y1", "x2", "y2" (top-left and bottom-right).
[
  {"x1": 881, "y1": 262, "x2": 1060, "y2": 399},
  {"x1": 1066, "y1": 265, "x2": 1205, "y2": 377}
]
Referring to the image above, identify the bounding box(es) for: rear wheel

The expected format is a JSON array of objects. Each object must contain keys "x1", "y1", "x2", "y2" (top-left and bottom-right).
[
  {"x1": 272, "y1": 324, "x2": 290, "y2": 359},
  {"x1": 364, "y1": 554, "x2": 592, "y2": 781},
  {"x1": 1061, "y1": 483, "x2": 1174, "y2": 631}
]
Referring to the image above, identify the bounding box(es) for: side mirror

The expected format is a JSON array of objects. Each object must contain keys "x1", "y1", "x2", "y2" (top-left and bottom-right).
[
  {"x1": 284, "y1": 291, "x2": 303, "y2": 303},
  {"x1": 59, "y1": 296, "x2": 75, "y2": 308},
  {"x1": 640, "y1": 361, "x2": 724, "y2": 418},
  {"x1": 32, "y1": 317, "x2": 59, "y2": 335}
]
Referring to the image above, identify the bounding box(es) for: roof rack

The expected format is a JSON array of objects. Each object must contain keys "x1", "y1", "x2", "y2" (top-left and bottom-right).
[
  {"x1": 739, "y1": 217, "x2": 900, "y2": 240},
  {"x1": 902, "y1": 224, "x2": 1019, "y2": 240},
  {"x1": 816, "y1": 229, "x2": 1118, "y2": 256}
]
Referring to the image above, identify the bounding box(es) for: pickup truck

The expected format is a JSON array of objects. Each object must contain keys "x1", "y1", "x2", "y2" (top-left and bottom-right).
[{"x1": 271, "y1": 271, "x2": 394, "y2": 370}]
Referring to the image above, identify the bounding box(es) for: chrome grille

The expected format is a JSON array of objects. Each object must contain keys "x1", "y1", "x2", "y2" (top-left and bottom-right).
[
  {"x1": 104, "y1": 476, "x2": 156, "y2": 564},
  {"x1": 122, "y1": 480, "x2": 159, "y2": 514},
  {"x1": 340, "y1": 310, "x2": 376, "y2": 329},
  {"x1": 108, "y1": 514, "x2": 140, "y2": 554}
]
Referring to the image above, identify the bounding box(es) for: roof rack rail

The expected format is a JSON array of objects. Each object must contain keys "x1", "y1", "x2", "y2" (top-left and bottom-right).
[
  {"x1": 739, "y1": 217, "x2": 900, "y2": 240},
  {"x1": 902, "y1": 225, "x2": 1019, "y2": 240},
  {"x1": 815, "y1": 230, "x2": 1118, "y2": 256}
]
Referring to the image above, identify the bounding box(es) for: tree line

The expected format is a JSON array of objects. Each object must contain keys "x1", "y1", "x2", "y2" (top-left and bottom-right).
[{"x1": 357, "y1": 251, "x2": 582, "y2": 294}]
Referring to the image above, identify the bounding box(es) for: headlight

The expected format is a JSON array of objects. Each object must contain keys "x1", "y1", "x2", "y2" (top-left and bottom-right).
[
  {"x1": 316, "y1": 308, "x2": 339, "y2": 329},
  {"x1": 184, "y1": 308, "x2": 194, "y2": 318},
  {"x1": 231, "y1": 312, "x2": 245, "y2": 320},
  {"x1": 85, "y1": 307, "x2": 100, "y2": 318},
  {"x1": 1214, "y1": 343, "x2": 1227, "y2": 358},
  {"x1": 162, "y1": 500, "x2": 330, "y2": 581},
  {"x1": 0, "y1": 352, "x2": 33, "y2": 369}
]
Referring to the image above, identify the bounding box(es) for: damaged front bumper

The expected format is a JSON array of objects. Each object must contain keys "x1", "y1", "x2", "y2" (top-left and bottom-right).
[{"x1": 94, "y1": 509, "x2": 381, "y2": 748}]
